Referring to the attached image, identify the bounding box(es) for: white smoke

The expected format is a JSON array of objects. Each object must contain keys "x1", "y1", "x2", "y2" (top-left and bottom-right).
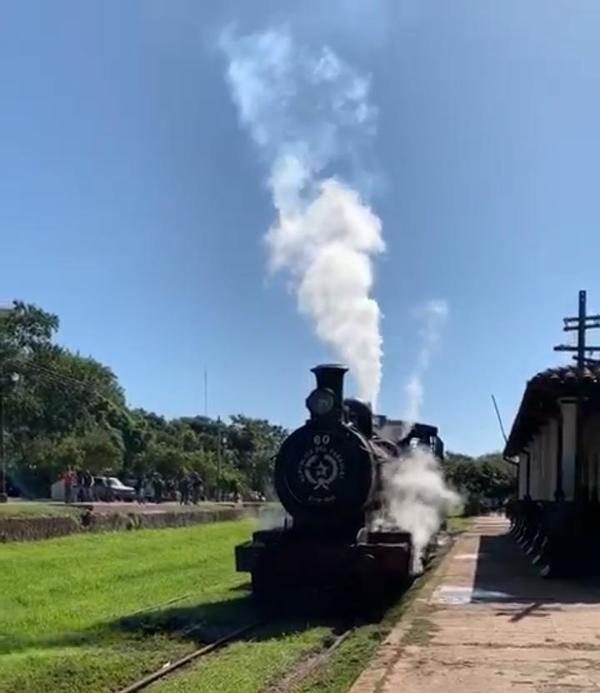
[
  {"x1": 257, "y1": 503, "x2": 290, "y2": 530},
  {"x1": 374, "y1": 446, "x2": 460, "y2": 573},
  {"x1": 404, "y1": 300, "x2": 448, "y2": 422},
  {"x1": 219, "y1": 28, "x2": 384, "y2": 405}
]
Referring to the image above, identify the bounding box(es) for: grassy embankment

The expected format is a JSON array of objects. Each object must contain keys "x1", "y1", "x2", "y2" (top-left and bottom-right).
[
  {"x1": 1, "y1": 513, "x2": 469, "y2": 693},
  {"x1": 0, "y1": 501, "x2": 80, "y2": 517},
  {"x1": 0, "y1": 518, "x2": 331, "y2": 693},
  {"x1": 446, "y1": 514, "x2": 474, "y2": 533}
]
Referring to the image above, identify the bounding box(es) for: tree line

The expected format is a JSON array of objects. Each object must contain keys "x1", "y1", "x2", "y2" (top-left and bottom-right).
[
  {"x1": 442, "y1": 451, "x2": 517, "y2": 511},
  {"x1": 0, "y1": 302, "x2": 516, "y2": 504},
  {"x1": 0, "y1": 302, "x2": 287, "y2": 498}
]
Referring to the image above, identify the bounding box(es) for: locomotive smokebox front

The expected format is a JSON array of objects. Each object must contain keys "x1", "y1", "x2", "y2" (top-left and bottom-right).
[{"x1": 274, "y1": 364, "x2": 375, "y2": 530}]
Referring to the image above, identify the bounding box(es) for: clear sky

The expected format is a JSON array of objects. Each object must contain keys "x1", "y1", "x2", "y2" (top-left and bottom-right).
[{"x1": 1, "y1": 0, "x2": 599, "y2": 455}]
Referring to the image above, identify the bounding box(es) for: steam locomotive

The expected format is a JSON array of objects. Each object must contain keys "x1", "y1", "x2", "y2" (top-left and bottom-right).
[{"x1": 235, "y1": 364, "x2": 444, "y2": 602}]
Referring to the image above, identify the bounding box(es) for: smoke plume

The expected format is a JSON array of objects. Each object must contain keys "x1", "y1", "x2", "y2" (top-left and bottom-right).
[
  {"x1": 219, "y1": 28, "x2": 384, "y2": 405},
  {"x1": 374, "y1": 446, "x2": 460, "y2": 573},
  {"x1": 257, "y1": 503, "x2": 290, "y2": 530},
  {"x1": 404, "y1": 300, "x2": 448, "y2": 422}
]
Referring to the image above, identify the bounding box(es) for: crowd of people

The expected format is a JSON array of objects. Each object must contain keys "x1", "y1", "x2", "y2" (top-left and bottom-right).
[
  {"x1": 133, "y1": 471, "x2": 205, "y2": 505},
  {"x1": 61, "y1": 467, "x2": 209, "y2": 505},
  {"x1": 61, "y1": 467, "x2": 95, "y2": 503},
  {"x1": 60, "y1": 467, "x2": 266, "y2": 505}
]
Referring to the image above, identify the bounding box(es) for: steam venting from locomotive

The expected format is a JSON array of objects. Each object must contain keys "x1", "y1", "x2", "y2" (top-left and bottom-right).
[
  {"x1": 404, "y1": 300, "x2": 449, "y2": 423},
  {"x1": 219, "y1": 28, "x2": 384, "y2": 405},
  {"x1": 375, "y1": 448, "x2": 459, "y2": 572}
]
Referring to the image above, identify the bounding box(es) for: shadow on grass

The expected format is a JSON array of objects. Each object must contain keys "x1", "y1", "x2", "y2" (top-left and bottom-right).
[
  {"x1": 114, "y1": 590, "x2": 375, "y2": 645},
  {"x1": 2, "y1": 566, "x2": 411, "y2": 660},
  {"x1": 0, "y1": 591, "x2": 363, "y2": 658}
]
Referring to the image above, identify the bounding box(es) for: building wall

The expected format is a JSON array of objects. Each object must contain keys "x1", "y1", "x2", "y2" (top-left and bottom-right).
[
  {"x1": 518, "y1": 452, "x2": 527, "y2": 498},
  {"x1": 583, "y1": 412, "x2": 600, "y2": 498},
  {"x1": 519, "y1": 418, "x2": 559, "y2": 501},
  {"x1": 519, "y1": 411, "x2": 600, "y2": 502}
]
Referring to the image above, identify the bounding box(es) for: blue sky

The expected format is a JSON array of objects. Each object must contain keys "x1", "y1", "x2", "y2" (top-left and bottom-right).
[{"x1": 1, "y1": 0, "x2": 599, "y2": 455}]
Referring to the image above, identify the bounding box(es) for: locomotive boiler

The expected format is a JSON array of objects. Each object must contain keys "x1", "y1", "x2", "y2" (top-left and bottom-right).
[{"x1": 235, "y1": 364, "x2": 444, "y2": 602}]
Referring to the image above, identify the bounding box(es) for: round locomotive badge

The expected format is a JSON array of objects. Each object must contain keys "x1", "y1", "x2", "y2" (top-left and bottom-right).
[{"x1": 297, "y1": 434, "x2": 345, "y2": 499}]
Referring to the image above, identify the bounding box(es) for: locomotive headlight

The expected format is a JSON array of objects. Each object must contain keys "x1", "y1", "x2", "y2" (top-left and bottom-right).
[{"x1": 306, "y1": 388, "x2": 335, "y2": 416}]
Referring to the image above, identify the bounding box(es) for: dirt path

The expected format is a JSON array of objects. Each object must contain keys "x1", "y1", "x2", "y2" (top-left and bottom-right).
[{"x1": 352, "y1": 516, "x2": 600, "y2": 692}]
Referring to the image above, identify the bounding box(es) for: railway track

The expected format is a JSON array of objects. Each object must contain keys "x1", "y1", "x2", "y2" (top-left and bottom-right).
[
  {"x1": 116, "y1": 616, "x2": 354, "y2": 693},
  {"x1": 117, "y1": 620, "x2": 263, "y2": 693},
  {"x1": 115, "y1": 536, "x2": 449, "y2": 693},
  {"x1": 264, "y1": 625, "x2": 355, "y2": 693}
]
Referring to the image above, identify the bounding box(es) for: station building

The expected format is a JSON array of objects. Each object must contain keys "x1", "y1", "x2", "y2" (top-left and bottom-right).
[
  {"x1": 505, "y1": 364, "x2": 600, "y2": 575},
  {"x1": 506, "y1": 365, "x2": 600, "y2": 503}
]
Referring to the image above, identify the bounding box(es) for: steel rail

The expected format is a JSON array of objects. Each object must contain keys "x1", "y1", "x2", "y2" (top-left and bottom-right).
[{"x1": 116, "y1": 620, "x2": 263, "y2": 693}]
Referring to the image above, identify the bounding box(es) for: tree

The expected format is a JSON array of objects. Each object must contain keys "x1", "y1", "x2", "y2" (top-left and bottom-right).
[
  {"x1": 227, "y1": 415, "x2": 287, "y2": 494},
  {"x1": 1, "y1": 302, "x2": 290, "y2": 498},
  {"x1": 80, "y1": 428, "x2": 123, "y2": 474},
  {"x1": 0, "y1": 301, "x2": 59, "y2": 354},
  {"x1": 443, "y1": 451, "x2": 516, "y2": 512}
]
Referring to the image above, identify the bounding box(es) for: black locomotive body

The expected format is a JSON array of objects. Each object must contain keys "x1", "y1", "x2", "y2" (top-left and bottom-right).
[{"x1": 235, "y1": 364, "x2": 444, "y2": 601}]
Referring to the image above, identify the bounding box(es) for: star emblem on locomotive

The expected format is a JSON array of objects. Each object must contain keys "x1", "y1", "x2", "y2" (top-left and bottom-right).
[{"x1": 297, "y1": 434, "x2": 345, "y2": 495}]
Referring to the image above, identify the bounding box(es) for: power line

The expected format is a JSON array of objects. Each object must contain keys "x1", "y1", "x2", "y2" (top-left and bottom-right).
[{"x1": 17, "y1": 360, "x2": 131, "y2": 418}]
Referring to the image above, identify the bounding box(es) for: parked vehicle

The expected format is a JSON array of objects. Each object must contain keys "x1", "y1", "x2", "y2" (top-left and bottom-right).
[{"x1": 93, "y1": 476, "x2": 136, "y2": 502}]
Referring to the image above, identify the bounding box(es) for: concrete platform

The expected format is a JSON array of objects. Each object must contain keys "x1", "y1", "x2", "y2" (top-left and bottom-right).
[{"x1": 352, "y1": 515, "x2": 600, "y2": 693}]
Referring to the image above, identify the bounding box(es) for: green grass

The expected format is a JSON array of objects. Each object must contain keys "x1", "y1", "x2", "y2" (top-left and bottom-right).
[
  {"x1": 447, "y1": 515, "x2": 473, "y2": 532},
  {"x1": 293, "y1": 624, "x2": 384, "y2": 693},
  {"x1": 0, "y1": 519, "x2": 258, "y2": 693},
  {"x1": 0, "y1": 501, "x2": 81, "y2": 517},
  {"x1": 149, "y1": 625, "x2": 329, "y2": 693},
  {"x1": 0, "y1": 517, "x2": 453, "y2": 693}
]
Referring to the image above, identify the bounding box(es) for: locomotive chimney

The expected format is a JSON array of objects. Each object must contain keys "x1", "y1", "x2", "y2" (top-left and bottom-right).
[{"x1": 311, "y1": 364, "x2": 348, "y2": 412}]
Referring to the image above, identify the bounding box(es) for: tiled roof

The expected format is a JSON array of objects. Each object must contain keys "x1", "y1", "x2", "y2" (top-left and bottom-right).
[
  {"x1": 528, "y1": 364, "x2": 600, "y2": 386},
  {"x1": 504, "y1": 364, "x2": 600, "y2": 457}
]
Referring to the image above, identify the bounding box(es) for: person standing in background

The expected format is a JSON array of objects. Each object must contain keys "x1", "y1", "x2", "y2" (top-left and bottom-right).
[
  {"x1": 189, "y1": 471, "x2": 202, "y2": 505},
  {"x1": 135, "y1": 476, "x2": 145, "y2": 504},
  {"x1": 178, "y1": 474, "x2": 190, "y2": 505},
  {"x1": 83, "y1": 470, "x2": 94, "y2": 502},
  {"x1": 152, "y1": 473, "x2": 163, "y2": 504},
  {"x1": 76, "y1": 469, "x2": 85, "y2": 502},
  {"x1": 63, "y1": 467, "x2": 74, "y2": 503}
]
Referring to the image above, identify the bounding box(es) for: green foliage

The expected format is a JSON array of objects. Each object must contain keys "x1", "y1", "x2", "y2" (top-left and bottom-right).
[
  {"x1": 1, "y1": 302, "x2": 286, "y2": 498},
  {"x1": 443, "y1": 451, "x2": 517, "y2": 512},
  {"x1": 80, "y1": 428, "x2": 123, "y2": 473}
]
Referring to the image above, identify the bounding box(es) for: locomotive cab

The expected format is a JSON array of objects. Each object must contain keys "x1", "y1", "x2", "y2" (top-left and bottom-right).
[{"x1": 235, "y1": 364, "x2": 441, "y2": 606}]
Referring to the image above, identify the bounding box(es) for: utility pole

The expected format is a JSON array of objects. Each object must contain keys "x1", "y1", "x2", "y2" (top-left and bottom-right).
[
  {"x1": 0, "y1": 373, "x2": 18, "y2": 503},
  {"x1": 0, "y1": 304, "x2": 12, "y2": 503},
  {"x1": 0, "y1": 386, "x2": 6, "y2": 503},
  {"x1": 216, "y1": 416, "x2": 222, "y2": 502},
  {"x1": 554, "y1": 290, "x2": 600, "y2": 371},
  {"x1": 553, "y1": 290, "x2": 600, "y2": 501},
  {"x1": 491, "y1": 394, "x2": 508, "y2": 444}
]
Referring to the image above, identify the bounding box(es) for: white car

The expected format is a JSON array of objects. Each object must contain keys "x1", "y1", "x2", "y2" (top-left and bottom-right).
[{"x1": 93, "y1": 476, "x2": 136, "y2": 501}]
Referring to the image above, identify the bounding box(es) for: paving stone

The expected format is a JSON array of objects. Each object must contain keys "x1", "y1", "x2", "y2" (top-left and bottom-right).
[{"x1": 351, "y1": 515, "x2": 600, "y2": 693}]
